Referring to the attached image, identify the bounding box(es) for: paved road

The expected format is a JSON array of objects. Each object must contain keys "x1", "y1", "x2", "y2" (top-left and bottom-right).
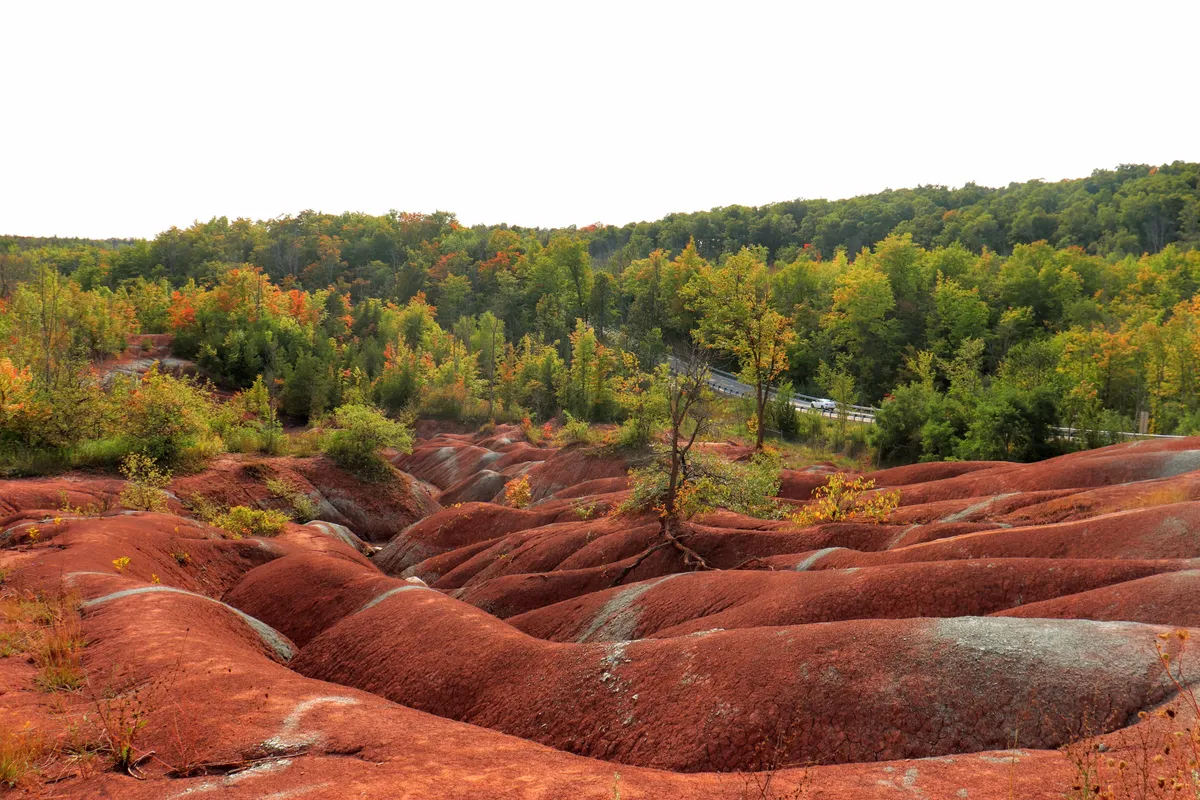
[
  {"x1": 670, "y1": 357, "x2": 1183, "y2": 440},
  {"x1": 668, "y1": 358, "x2": 877, "y2": 423}
]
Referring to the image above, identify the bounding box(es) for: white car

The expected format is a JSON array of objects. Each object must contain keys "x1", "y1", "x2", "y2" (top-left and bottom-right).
[{"x1": 810, "y1": 398, "x2": 837, "y2": 411}]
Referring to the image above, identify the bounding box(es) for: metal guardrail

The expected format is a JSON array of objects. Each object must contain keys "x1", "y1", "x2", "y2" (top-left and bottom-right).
[
  {"x1": 706, "y1": 381, "x2": 876, "y2": 423},
  {"x1": 706, "y1": 366, "x2": 881, "y2": 415},
  {"x1": 1049, "y1": 426, "x2": 1183, "y2": 441},
  {"x1": 690, "y1": 360, "x2": 1186, "y2": 440}
]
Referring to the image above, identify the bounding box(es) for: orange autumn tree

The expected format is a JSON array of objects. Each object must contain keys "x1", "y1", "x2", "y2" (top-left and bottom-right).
[
  {"x1": 167, "y1": 267, "x2": 330, "y2": 391},
  {"x1": 0, "y1": 358, "x2": 34, "y2": 423}
]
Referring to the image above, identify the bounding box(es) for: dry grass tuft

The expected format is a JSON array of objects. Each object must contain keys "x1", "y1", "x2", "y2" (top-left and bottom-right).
[{"x1": 0, "y1": 725, "x2": 45, "y2": 788}]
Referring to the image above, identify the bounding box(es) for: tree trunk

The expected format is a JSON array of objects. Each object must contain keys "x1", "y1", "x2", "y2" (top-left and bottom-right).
[
  {"x1": 755, "y1": 383, "x2": 767, "y2": 450},
  {"x1": 665, "y1": 431, "x2": 681, "y2": 518}
]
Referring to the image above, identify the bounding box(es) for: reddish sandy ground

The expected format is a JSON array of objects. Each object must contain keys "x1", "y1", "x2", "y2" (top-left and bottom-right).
[{"x1": 3, "y1": 427, "x2": 1200, "y2": 797}]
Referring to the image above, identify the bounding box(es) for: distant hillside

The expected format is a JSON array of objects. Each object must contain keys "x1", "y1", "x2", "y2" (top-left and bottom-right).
[{"x1": 582, "y1": 161, "x2": 1200, "y2": 266}]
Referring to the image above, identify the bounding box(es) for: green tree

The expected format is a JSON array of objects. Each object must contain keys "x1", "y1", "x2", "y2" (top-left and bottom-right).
[
  {"x1": 817, "y1": 360, "x2": 857, "y2": 444},
  {"x1": 562, "y1": 320, "x2": 614, "y2": 421},
  {"x1": 928, "y1": 276, "x2": 990, "y2": 359},
  {"x1": 691, "y1": 248, "x2": 795, "y2": 449},
  {"x1": 470, "y1": 312, "x2": 506, "y2": 420},
  {"x1": 821, "y1": 261, "x2": 897, "y2": 398},
  {"x1": 323, "y1": 403, "x2": 413, "y2": 479}
]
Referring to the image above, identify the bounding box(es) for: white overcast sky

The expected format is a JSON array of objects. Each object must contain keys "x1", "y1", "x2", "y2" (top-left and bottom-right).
[{"x1": 3, "y1": 0, "x2": 1198, "y2": 239}]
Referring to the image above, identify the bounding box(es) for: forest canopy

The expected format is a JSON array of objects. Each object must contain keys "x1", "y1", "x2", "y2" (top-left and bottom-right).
[{"x1": 2, "y1": 161, "x2": 1199, "y2": 471}]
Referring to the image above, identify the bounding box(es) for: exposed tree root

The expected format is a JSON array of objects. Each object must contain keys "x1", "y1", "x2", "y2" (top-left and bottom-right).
[
  {"x1": 609, "y1": 522, "x2": 715, "y2": 587},
  {"x1": 663, "y1": 524, "x2": 714, "y2": 571},
  {"x1": 609, "y1": 540, "x2": 673, "y2": 587}
]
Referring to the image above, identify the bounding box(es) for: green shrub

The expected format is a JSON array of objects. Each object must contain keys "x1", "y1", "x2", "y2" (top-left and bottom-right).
[
  {"x1": 795, "y1": 409, "x2": 825, "y2": 441},
  {"x1": 71, "y1": 437, "x2": 134, "y2": 470},
  {"x1": 222, "y1": 427, "x2": 264, "y2": 454},
  {"x1": 419, "y1": 381, "x2": 490, "y2": 423},
  {"x1": 0, "y1": 447, "x2": 72, "y2": 478},
  {"x1": 286, "y1": 428, "x2": 326, "y2": 458},
  {"x1": 212, "y1": 376, "x2": 286, "y2": 456},
  {"x1": 211, "y1": 506, "x2": 289, "y2": 538},
  {"x1": 177, "y1": 431, "x2": 226, "y2": 473},
  {"x1": 768, "y1": 382, "x2": 801, "y2": 440},
  {"x1": 620, "y1": 450, "x2": 782, "y2": 520},
  {"x1": 118, "y1": 454, "x2": 171, "y2": 512},
  {"x1": 375, "y1": 363, "x2": 420, "y2": 414},
  {"x1": 266, "y1": 478, "x2": 319, "y2": 522},
  {"x1": 554, "y1": 412, "x2": 594, "y2": 447},
  {"x1": 123, "y1": 366, "x2": 220, "y2": 468},
  {"x1": 322, "y1": 404, "x2": 413, "y2": 479}
]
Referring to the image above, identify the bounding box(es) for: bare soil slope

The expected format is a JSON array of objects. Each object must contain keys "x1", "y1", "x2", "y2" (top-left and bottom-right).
[{"x1": 3, "y1": 430, "x2": 1200, "y2": 797}]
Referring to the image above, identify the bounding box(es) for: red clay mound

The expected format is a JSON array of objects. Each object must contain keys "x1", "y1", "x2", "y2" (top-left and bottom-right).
[
  {"x1": 490, "y1": 439, "x2": 550, "y2": 467},
  {"x1": 775, "y1": 459, "x2": 1000, "y2": 502},
  {"x1": 454, "y1": 562, "x2": 672, "y2": 619},
  {"x1": 996, "y1": 469, "x2": 1200, "y2": 526},
  {"x1": 777, "y1": 466, "x2": 843, "y2": 500},
  {"x1": 431, "y1": 516, "x2": 659, "y2": 588},
  {"x1": 415, "y1": 517, "x2": 1023, "y2": 618},
  {"x1": 14, "y1": 542, "x2": 1075, "y2": 799},
  {"x1": 522, "y1": 445, "x2": 632, "y2": 501},
  {"x1": 995, "y1": 568, "x2": 1200, "y2": 627},
  {"x1": 553, "y1": 475, "x2": 630, "y2": 499},
  {"x1": 782, "y1": 501, "x2": 1200, "y2": 571},
  {"x1": 374, "y1": 498, "x2": 628, "y2": 580},
  {"x1": 391, "y1": 442, "x2": 515, "y2": 489},
  {"x1": 507, "y1": 558, "x2": 1192, "y2": 642},
  {"x1": 224, "y1": 553, "x2": 401, "y2": 646},
  {"x1": 4, "y1": 511, "x2": 272, "y2": 594},
  {"x1": 436, "y1": 468, "x2": 512, "y2": 505},
  {"x1": 2, "y1": 509, "x2": 370, "y2": 597},
  {"x1": 372, "y1": 502, "x2": 565, "y2": 574},
  {"x1": 870, "y1": 460, "x2": 1011, "y2": 486},
  {"x1": 886, "y1": 489, "x2": 1079, "y2": 525},
  {"x1": 13, "y1": 434, "x2": 1200, "y2": 798},
  {"x1": 301, "y1": 519, "x2": 374, "y2": 555},
  {"x1": 0, "y1": 475, "x2": 133, "y2": 516},
  {"x1": 291, "y1": 574, "x2": 1184, "y2": 771},
  {"x1": 172, "y1": 454, "x2": 439, "y2": 542},
  {"x1": 890, "y1": 438, "x2": 1200, "y2": 505}
]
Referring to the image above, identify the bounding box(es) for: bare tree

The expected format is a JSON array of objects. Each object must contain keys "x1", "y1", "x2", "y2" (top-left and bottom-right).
[
  {"x1": 611, "y1": 343, "x2": 716, "y2": 586},
  {"x1": 662, "y1": 343, "x2": 715, "y2": 526}
]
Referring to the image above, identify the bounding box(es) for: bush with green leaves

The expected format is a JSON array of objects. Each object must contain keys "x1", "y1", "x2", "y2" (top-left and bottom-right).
[
  {"x1": 554, "y1": 412, "x2": 594, "y2": 447},
  {"x1": 621, "y1": 449, "x2": 782, "y2": 520},
  {"x1": 210, "y1": 375, "x2": 285, "y2": 456},
  {"x1": 122, "y1": 366, "x2": 220, "y2": 468},
  {"x1": 869, "y1": 382, "x2": 938, "y2": 464},
  {"x1": 612, "y1": 357, "x2": 666, "y2": 450},
  {"x1": 118, "y1": 453, "x2": 171, "y2": 512},
  {"x1": 266, "y1": 478, "x2": 319, "y2": 522},
  {"x1": 211, "y1": 506, "x2": 290, "y2": 538},
  {"x1": 768, "y1": 381, "x2": 801, "y2": 440},
  {"x1": 955, "y1": 384, "x2": 1058, "y2": 461},
  {"x1": 322, "y1": 403, "x2": 413, "y2": 478}
]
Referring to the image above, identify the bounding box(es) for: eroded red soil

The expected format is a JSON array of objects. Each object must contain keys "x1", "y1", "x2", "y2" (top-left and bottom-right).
[{"x1": 4, "y1": 428, "x2": 1200, "y2": 797}]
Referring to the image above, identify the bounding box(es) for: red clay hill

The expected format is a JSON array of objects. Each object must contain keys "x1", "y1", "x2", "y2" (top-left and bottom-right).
[{"x1": 4, "y1": 425, "x2": 1200, "y2": 797}]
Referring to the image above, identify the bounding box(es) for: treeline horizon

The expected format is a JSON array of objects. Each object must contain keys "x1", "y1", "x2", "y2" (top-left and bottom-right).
[
  {"x1": 4, "y1": 161, "x2": 1198, "y2": 262},
  {"x1": 2, "y1": 160, "x2": 1200, "y2": 471}
]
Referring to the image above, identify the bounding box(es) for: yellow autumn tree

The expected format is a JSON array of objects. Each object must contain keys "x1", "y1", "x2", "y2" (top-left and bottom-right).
[{"x1": 690, "y1": 247, "x2": 795, "y2": 450}]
